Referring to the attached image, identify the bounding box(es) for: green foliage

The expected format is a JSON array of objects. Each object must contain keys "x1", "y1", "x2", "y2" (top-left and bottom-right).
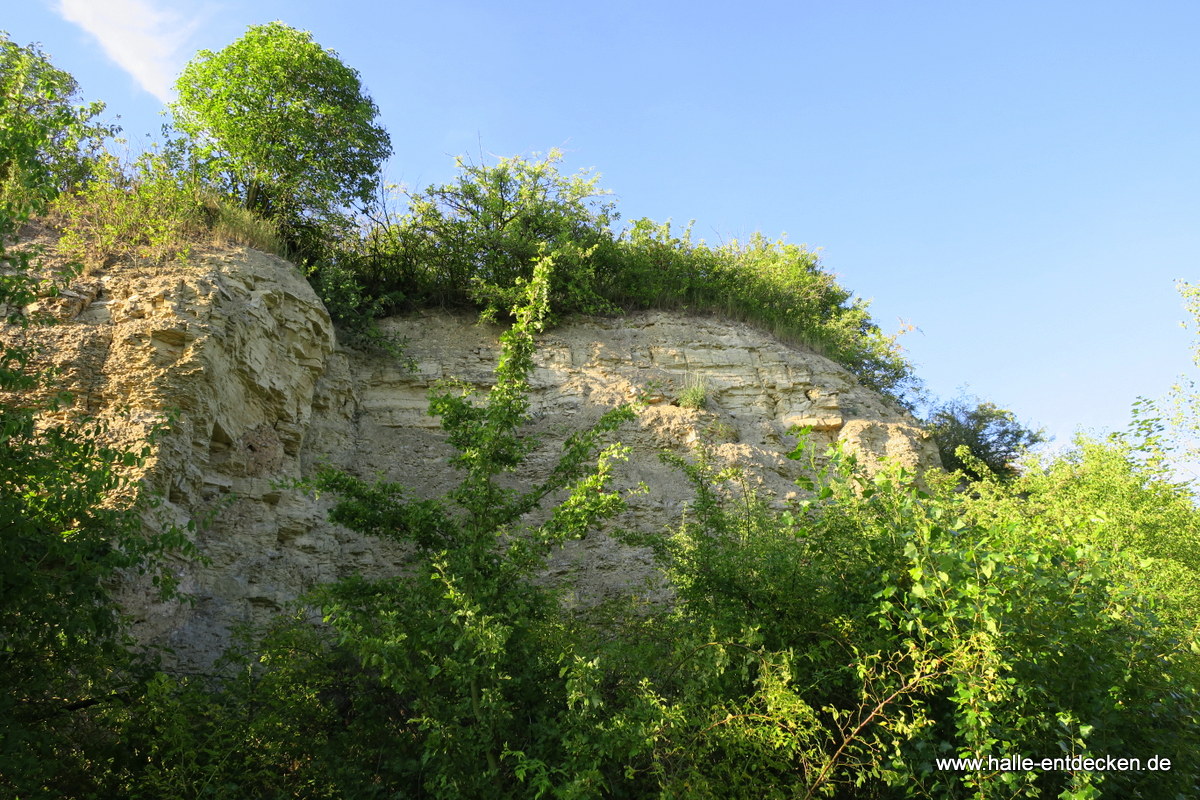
[
  {"x1": 52, "y1": 146, "x2": 206, "y2": 267},
  {"x1": 50, "y1": 135, "x2": 286, "y2": 269},
  {"x1": 0, "y1": 128, "x2": 191, "y2": 798},
  {"x1": 297, "y1": 253, "x2": 637, "y2": 795},
  {"x1": 1121, "y1": 280, "x2": 1200, "y2": 489},
  {"x1": 954, "y1": 434, "x2": 1200, "y2": 648},
  {"x1": 353, "y1": 149, "x2": 618, "y2": 317},
  {"x1": 0, "y1": 32, "x2": 117, "y2": 219},
  {"x1": 677, "y1": 375, "x2": 709, "y2": 410},
  {"x1": 638, "y1": 439, "x2": 1200, "y2": 798},
  {"x1": 300, "y1": 213, "x2": 413, "y2": 354},
  {"x1": 172, "y1": 21, "x2": 391, "y2": 244},
  {"x1": 610, "y1": 219, "x2": 915, "y2": 396},
  {"x1": 923, "y1": 394, "x2": 1046, "y2": 479},
  {"x1": 170, "y1": 20, "x2": 393, "y2": 340},
  {"x1": 332, "y1": 153, "x2": 915, "y2": 398},
  {"x1": 885, "y1": 443, "x2": 1199, "y2": 798},
  {"x1": 114, "y1": 618, "x2": 410, "y2": 800}
]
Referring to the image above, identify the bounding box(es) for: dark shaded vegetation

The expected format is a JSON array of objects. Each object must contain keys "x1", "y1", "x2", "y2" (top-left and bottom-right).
[
  {"x1": 1, "y1": 30, "x2": 193, "y2": 797},
  {"x1": 3, "y1": 24, "x2": 1198, "y2": 800}
]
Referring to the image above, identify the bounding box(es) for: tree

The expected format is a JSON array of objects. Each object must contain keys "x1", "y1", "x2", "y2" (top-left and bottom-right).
[
  {"x1": 172, "y1": 22, "x2": 391, "y2": 238},
  {"x1": 924, "y1": 395, "x2": 1045, "y2": 480},
  {"x1": 0, "y1": 50, "x2": 185, "y2": 794},
  {"x1": 0, "y1": 31, "x2": 117, "y2": 219}
]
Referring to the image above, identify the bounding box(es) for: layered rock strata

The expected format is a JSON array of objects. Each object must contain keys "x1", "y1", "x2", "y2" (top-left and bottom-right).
[{"x1": 7, "y1": 243, "x2": 938, "y2": 666}]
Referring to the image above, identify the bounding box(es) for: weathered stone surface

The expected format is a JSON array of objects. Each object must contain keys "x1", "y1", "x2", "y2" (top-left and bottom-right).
[{"x1": 4, "y1": 242, "x2": 939, "y2": 667}]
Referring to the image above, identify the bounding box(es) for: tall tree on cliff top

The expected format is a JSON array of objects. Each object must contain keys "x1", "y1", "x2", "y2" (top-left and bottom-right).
[{"x1": 172, "y1": 22, "x2": 391, "y2": 244}]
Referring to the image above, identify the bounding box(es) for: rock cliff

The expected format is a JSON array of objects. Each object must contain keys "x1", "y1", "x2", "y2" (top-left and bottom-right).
[{"x1": 8, "y1": 241, "x2": 939, "y2": 666}]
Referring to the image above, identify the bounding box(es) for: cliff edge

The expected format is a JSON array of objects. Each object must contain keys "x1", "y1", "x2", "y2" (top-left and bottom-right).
[{"x1": 7, "y1": 242, "x2": 939, "y2": 666}]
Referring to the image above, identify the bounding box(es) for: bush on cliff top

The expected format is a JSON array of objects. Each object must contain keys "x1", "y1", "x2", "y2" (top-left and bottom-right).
[{"x1": 320, "y1": 150, "x2": 916, "y2": 399}]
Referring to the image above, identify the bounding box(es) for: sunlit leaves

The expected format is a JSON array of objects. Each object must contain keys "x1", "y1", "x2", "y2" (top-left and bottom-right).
[
  {"x1": 0, "y1": 32, "x2": 117, "y2": 223},
  {"x1": 173, "y1": 22, "x2": 391, "y2": 230}
]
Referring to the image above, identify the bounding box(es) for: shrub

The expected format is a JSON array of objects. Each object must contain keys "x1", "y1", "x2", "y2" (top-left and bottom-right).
[
  {"x1": 336, "y1": 155, "x2": 916, "y2": 400},
  {"x1": 639, "y1": 439, "x2": 1200, "y2": 798},
  {"x1": 923, "y1": 395, "x2": 1045, "y2": 480},
  {"x1": 610, "y1": 218, "x2": 916, "y2": 398},
  {"x1": 677, "y1": 374, "x2": 708, "y2": 410},
  {"x1": 370, "y1": 149, "x2": 619, "y2": 316}
]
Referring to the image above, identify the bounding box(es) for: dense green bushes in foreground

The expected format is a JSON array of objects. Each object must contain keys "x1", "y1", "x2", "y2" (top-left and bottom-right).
[
  {"x1": 8, "y1": 257, "x2": 1198, "y2": 799},
  {"x1": 22, "y1": 268, "x2": 1194, "y2": 799}
]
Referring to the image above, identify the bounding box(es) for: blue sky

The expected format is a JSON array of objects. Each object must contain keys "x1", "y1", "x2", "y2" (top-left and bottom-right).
[{"x1": 7, "y1": 1, "x2": 1200, "y2": 446}]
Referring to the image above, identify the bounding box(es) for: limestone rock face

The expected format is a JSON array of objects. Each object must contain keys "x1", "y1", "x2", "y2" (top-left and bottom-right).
[{"x1": 7, "y1": 244, "x2": 939, "y2": 666}]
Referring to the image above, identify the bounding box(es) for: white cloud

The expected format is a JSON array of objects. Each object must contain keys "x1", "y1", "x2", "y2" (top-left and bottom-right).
[{"x1": 55, "y1": 0, "x2": 203, "y2": 103}]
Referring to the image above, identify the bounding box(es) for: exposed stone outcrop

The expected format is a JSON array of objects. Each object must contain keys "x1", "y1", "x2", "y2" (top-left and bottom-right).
[{"x1": 6, "y1": 242, "x2": 939, "y2": 666}]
